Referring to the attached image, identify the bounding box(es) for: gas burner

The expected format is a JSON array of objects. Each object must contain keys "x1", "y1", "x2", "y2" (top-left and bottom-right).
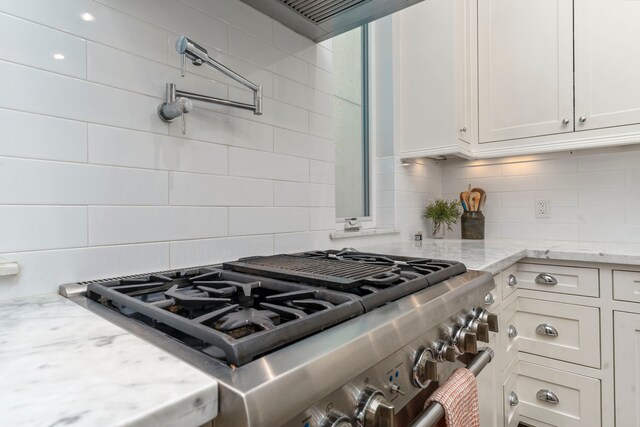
[{"x1": 214, "y1": 308, "x2": 281, "y2": 338}]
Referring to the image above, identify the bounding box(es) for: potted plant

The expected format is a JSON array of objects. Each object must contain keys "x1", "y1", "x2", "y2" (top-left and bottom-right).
[{"x1": 423, "y1": 199, "x2": 461, "y2": 239}]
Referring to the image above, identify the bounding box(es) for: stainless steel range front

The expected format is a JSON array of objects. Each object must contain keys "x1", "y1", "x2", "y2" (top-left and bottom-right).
[{"x1": 60, "y1": 249, "x2": 498, "y2": 427}]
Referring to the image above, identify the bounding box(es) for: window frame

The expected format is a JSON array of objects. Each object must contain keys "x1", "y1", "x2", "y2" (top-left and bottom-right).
[{"x1": 335, "y1": 24, "x2": 372, "y2": 224}]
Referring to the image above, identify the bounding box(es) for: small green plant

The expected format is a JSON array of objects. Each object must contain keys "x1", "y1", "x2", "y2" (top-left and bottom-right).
[{"x1": 423, "y1": 199, "x2": 461, "y2": 237}]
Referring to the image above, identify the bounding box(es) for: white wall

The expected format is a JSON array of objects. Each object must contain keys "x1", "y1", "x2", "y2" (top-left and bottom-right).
[
  {"x1": 0, "y1": 0, "x2": 400, "y2": 301},
  {"x1": 441, "y1": 145, "x2": 640, "y2": 242}
]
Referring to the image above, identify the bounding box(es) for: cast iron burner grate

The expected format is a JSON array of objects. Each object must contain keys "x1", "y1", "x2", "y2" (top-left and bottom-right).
[{"x1": 224, "y1": 255, "x2": 400, "y2": 289}]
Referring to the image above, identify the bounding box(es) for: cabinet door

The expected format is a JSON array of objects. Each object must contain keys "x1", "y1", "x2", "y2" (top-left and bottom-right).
[
  {"x1": 575, "y1": 0, "x2": 640, "y2": 131},
  {"x1": 455, "y1": 0, "x2": 477, "y2": 144},
  {"x1": 614, "y1": 311, "x2": 640, "y2": 426},
  {"x1": 477, "y1": 335, "x2": 503, "y2": 427},
  {"x1": 478, "y1": 0, "x2": 574, "y2": 143}
]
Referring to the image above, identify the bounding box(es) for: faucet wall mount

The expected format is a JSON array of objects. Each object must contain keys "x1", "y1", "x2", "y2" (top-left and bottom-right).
[{"x1": 158, "y1": 35, "x2": 263, "y2": 132}]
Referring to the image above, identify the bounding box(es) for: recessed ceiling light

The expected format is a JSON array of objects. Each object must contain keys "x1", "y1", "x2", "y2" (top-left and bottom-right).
[
  {"x1": 53, "y1": 53, "x2": 65, "y2": 60},
  {"x1": 80, "y1": 12, "x2": 95, "y2": 21}
]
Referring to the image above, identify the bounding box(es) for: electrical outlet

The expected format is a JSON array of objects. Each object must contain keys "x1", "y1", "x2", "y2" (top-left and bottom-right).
[{"x1": 535, "y1": 198, "x2": 550, "y2": 218}]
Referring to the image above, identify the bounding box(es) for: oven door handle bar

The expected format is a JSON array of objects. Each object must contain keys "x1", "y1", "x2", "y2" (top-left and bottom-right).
[{"x1": 408, "y1": 348, "x2": 495, "y2": 427}]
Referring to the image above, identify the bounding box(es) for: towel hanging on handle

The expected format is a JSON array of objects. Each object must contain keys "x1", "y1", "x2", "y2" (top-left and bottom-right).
[{"x1": 424, "y1": 368, "x2": 480, "y2": 427}]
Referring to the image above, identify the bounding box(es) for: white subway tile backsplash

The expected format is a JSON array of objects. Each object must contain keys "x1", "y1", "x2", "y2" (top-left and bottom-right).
[
  {"x1": 89, "y1": 125, "x2": 228, "y2": 175},
  {"x1": 229, "y1": 207, "x2": 309, "y2": 235},
  {"x1": 274, "y1": 129, "x2": 334, "y2": 162},
  {"x1": 87, "y1": 42, "x2": 228, "y2": 100},
  {"x1": 577, "y1": 170, "x2": 626, "y2": 189},
  {"x1": 0, "y1": 243, "x2": 170, "y2": 301},
  {"x1": 0, "y1": 13, "x2": 86, "y2": 78},
  {"x1": 229, "y1": 148, "x2": 309, "y2": 182},
  {"x1": 0, "y1": 109, "x2": 87, "y2": 162},
  {"x1": 0, "y1": 206, "x2": 87, "y2": 252},
  {"x1": 88, "y1": 206, "x2": 227, "y2": 245},
  {"x1": 169, "y1": 107, "x2": 273, "y2": 152},
  {"x1": 0, "y1": 0, "x2": 340, "y2": 300},
  {"x1": 169, "y1": 173, "x2": 273, "y2": 206},
  {"x1": 274, "y1": 182, "x2": 335, "y2": 207},
  {"x1": 94, "y1": 0, "x2": 227, "y2": 53},
  {"x1": 309, "y1": 112, "x2": 333, "y2": 139},
  {"x1": 0, "y1": 61, "x2": 167, "y2": 134},
  {"x1": 0, "y1": 0, "x2": 168, "y2": 62},
  {"x1": 178, "y1": 0, "x2": 273, "y2": 43},
  {"x1": 310, "y1": 160, "x2": 335, "y2": 184},
  {"x1": 170, "y1": 235, "x2": 274, "y2": 268},
  {"x1": 0, "y1": 157, "x2": 168, "y2": 205},
  {"x1": 310, "y1": 207, "x2": 336, "y2": 230}
]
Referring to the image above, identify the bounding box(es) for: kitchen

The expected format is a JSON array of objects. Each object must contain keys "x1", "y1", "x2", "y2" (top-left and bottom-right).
[{"x1": 1, "y1": 0, "x2": 639, "y2": 426}]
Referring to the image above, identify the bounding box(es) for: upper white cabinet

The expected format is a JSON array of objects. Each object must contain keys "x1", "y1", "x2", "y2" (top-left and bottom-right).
[
  {"x1": 574, "y1": 0, "x2": 640, "y2": 131},
  {"x1": 394, "y1": 0, "x2": 640, "y2": 159},
  {"x1": 477, "y1": 0, "x2": 574, "y2": 143},
  {"x1": 394, "y1": 0, "x2": 475, "y2": 157}
]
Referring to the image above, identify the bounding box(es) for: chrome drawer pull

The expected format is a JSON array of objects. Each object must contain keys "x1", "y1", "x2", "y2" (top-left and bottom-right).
[
  {"x1": 536, "y1": 323, "x2": 559, "y2": 337},
  {"x1": 535, "y1": 273, "x2": 558, "y2": 286},
  {"x1": 484, "y1": 292, "x2": 495, "y2": 305},
  {"x1": 508, "y1": 274, "x2": 518, "y2": 287},
  {"x1": 507, "y1": 324, "x2": 518, "y2": 338},
  {"x1": 536, "y1": 389, "x2": 560, "y2": 405},
  {"x1": 509, "y1": 391, "x2": 519, "y2": 406}
]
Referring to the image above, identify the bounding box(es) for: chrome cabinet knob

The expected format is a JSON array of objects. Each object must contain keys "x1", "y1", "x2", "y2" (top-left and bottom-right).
[
  {"x1": 460, "y1": 126, "x2": 467, "y2": 133},
  {"x1": 535, "y1": 273, "x2": 558, "y2": 286},
  {"x1": 507, "y1": 324, "x2": 518, "y2": 338},
  {"x1": 536, "y1": 389, "x2": 560, "y2": 405},
  {"x1": 562, "y1": 118, "x2": 570, "y2": 125},
  {"x1": 508, "y1": 274, "x2": 518, "y2": 287},
  {"x1": 535, "y1": 323, "x2": 559, "y2": 337},
  {"x1": 484, "y1": 292, "x2": 495, "y2": 305},
  {"x1": 321, "y1": 412, "x2": 354, "y2": 427},
  {"x1": 509, "y1": 391, "x2": 520, "y2": 406},
  {"x1": 579, "y1": 116, "x2": 587, "y2": 122},
  {"x1": 412, "y1": 347, "x2": 438, "y2": 387},
  {"x1": 356, "y1": 387, "x2": 395, "y2": 427}
]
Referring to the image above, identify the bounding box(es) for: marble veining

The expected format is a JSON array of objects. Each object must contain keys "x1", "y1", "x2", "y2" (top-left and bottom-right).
[
  {"x1": 360, "y1": 239, "x2": 640, "y2": 274},
  {"x1": 0, "y1": 294, "x2": 217, "y2": 427}
]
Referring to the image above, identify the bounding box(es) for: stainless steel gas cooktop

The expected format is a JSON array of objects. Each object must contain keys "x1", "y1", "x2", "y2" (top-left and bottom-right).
[{"x1": 61, "y1": 249, "x2": 497, "y2": 427}]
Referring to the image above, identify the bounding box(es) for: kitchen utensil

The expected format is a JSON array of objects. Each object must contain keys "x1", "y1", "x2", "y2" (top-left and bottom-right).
[
  {"x1": 460, "y1": 192, "x2": 468, "y2": 211},
  {"x1": 479, "y1": 193, "x2": 487, "y2": 211},
  {"x1": 469, "y1": 192, "x2": 481, "y2": 211}
]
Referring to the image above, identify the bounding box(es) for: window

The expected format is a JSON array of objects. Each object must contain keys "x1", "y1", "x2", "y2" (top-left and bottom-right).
[{"x1": 333, "y1": 25, "x2": 370, "y2": 220}]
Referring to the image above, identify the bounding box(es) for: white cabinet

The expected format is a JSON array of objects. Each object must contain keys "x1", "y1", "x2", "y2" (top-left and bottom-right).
[
  {"x1": 575, "y1": 0, "x2": 640, "y2": 131},
  {"x1": 477, "y1": 0, "x2": 574, "y2": 143},
  {"x1": 394, "y1": 0, "x2": 475, "y2": 157},
  {"x1": 614, "y1": 311, "x2": 640, "y2": 427},
  {"x1": 477, "y1": 334, "x2": 503, "y2": 427},
  {"x1": 504, "y1": 362, "x2": 601, "y2": 427}
]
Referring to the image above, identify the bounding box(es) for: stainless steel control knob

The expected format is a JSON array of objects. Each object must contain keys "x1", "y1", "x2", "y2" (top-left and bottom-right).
[
  {"x1": 356, "y1": 387, "x2": 395, "y2": 427},
  {"x1": 464, "y1": 315, "x2": 490, "y2": 343},
  {"x1": 452, "y1": 325, "x2": 478, "y2": 354},
  {"x1": 473, "y1": 308, "x2": 499, "y2": 333},
  {"x1": 412, "y1": 347, "x2": 438, "y2": 388},
  {"x1": 321, "y1": 412, "x2": 354, "y2": 427}
]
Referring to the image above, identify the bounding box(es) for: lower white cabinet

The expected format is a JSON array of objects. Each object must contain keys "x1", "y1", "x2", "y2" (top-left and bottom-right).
[
  {"x1": 501, "y1": 297, "x2": 600, "y2": 368},
  {"x1": 614, "y1": 311, "x2": 640, "y2": 427},
  {"x1": 504, "y1": 361, "x2": 601, "y2": 427}
]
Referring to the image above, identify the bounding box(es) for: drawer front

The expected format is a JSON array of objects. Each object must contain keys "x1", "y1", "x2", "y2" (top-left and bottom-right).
[
  {"x1": 613, "y1": 270, "x2": 640, "y2": 303},
  {"x1": 502, "y1": 263, "x2": 599, "y2": 298},
  {"x1": 506, "y1": 362, "x2": 601, "y2": 427},
  {"x1": 501, "y1": 297, "x2": 600, "y2": 368}
]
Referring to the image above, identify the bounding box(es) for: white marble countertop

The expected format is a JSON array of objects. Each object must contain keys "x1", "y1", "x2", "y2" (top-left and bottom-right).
[
  {"x1": 0, "y1": 294, "x2": 218, "y2": 427},
  {"x1": 359, "y1": 239, "x2": 640, "y2": 274},
  {"x1": 5, "y1": 238, "x2": 640, "y2": 427}
]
